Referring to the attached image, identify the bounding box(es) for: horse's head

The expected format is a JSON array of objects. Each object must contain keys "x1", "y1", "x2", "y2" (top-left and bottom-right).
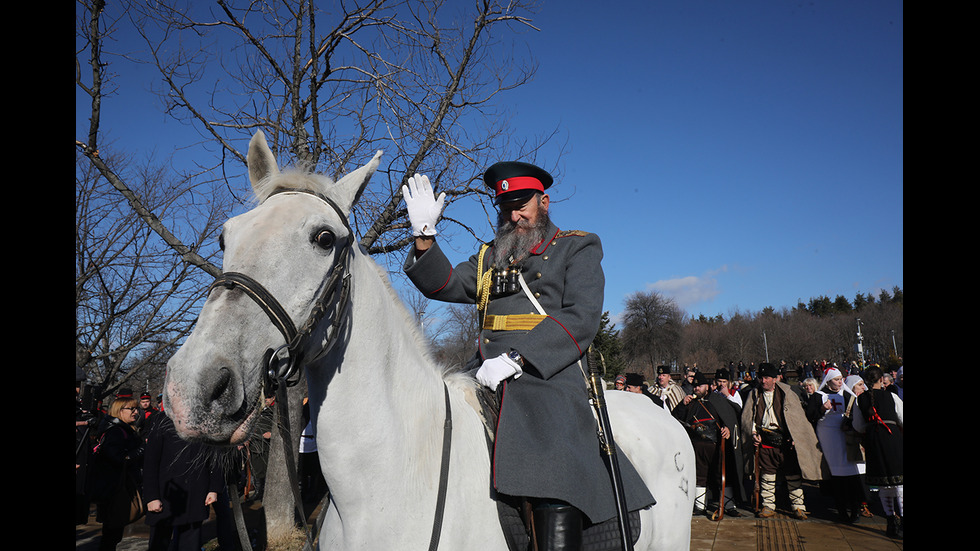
[{"x1": 165, "y1": 130, "x2": 382, "y2": 444}]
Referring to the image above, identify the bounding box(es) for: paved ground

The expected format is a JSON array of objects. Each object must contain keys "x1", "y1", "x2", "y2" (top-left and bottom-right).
[{"x1": 76, "y1": 483, "x2": 904, "y2": 550}]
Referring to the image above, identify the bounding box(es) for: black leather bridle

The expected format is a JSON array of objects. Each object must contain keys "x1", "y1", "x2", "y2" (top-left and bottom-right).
[{"x1": 206, "y1": 188, "x2": 354, "y2": 392}]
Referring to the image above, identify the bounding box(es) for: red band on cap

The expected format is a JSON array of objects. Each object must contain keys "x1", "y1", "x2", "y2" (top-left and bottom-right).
[{"x1": 495, "y1": 176, "x2": 543, "y2": 197}]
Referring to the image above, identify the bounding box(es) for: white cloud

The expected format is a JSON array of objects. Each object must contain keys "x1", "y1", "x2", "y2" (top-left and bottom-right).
[{"x1": 646, "y1": 266, "x2": 729, "y2": 311}]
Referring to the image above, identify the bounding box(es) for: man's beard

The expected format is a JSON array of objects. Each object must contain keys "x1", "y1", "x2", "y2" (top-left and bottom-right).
[{"x1": 492, "y1": 204, "x2": 550, "y2": 268}]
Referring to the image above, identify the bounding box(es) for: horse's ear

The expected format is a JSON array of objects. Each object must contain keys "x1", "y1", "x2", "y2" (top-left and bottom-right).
[
  {"x1": 247, "y1": 131, "x2": 280, "y2": 189},
  {"x1": 334, "y1": 151, "x2": 383, "y2": 215}
]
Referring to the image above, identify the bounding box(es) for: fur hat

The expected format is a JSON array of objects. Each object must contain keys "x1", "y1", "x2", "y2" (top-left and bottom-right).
[
  {"x1": 692, "y1": 372, "x2": 710, "y2": 387},
  {"x1": 624, "y1": 373, "x2": 645, "y2": 387},
  {"x1": 757, "y1": 363, "x2": 778, "y2": 378}
]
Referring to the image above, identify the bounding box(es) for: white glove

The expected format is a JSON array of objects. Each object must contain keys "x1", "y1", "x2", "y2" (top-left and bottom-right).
[
  {"x1": 475, "y1": 353, "x2": 523, "y2": 391},
  {"x1": 402, "y1": 174, "x2": 446, "y2": 237}
]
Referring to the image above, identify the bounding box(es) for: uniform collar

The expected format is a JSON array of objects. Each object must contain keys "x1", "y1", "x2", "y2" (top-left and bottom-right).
[{"x1": 529, "y1": 222, "x2": 560, "y2": 256}]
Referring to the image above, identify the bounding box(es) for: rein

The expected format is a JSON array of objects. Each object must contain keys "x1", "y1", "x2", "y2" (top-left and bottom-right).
[{"x1": 208, "y1": 187, "x2": 454, "y2": 550}]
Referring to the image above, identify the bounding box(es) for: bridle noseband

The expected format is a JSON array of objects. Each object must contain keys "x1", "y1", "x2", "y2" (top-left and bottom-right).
[{"x1": 206, "y1": 188, "x2": 354, "y2": 392}]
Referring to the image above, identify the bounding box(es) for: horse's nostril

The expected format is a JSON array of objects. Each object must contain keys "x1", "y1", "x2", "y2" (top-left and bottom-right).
[{"x1": 210, "y1": 367, "x2": 233, "y2": 402}]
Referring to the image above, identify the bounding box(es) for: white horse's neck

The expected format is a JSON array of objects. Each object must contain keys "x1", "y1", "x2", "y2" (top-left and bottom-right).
[{"x1": 305, "y1": 248, "x2": 462, "y2": 545}]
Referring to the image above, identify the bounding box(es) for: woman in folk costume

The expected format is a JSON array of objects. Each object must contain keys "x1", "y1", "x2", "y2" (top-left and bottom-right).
[
  {"x1": 844, "y1": 374, "x2": 875, "y2": 520},
  {"x1": 852, "y1": 366, "x2": 904, "y2": 539},
  {"x1": 806, "y1": 367, "x2": 869, "y2": 523}
]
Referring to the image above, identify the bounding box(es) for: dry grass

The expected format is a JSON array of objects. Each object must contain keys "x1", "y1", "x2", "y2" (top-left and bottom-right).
[{"x1": 265, "y1": 526, "x2": 309, "y2": 551}]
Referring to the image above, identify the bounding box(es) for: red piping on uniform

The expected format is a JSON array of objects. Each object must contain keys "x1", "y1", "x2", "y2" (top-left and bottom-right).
[
  {"x1": 530, "y1": 228, "x2": 561, "y2": 255},
  {"x1": 431, "y1": 266, "x2": 452, "y2": 294},
  {"x1": 546, "y1": 315, "x2": 582, "y2": 356}
]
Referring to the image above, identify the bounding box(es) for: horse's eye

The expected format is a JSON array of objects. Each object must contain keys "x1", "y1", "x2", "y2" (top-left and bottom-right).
[
  {"x1": 314, "y1": 229, "x2": 336, "y2": 249},
  {"x1": 218, "y1": 232, "x2": 225, "y2": 251}
]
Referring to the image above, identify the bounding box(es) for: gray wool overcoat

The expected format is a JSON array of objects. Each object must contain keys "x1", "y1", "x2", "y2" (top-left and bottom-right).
[{"x1": 404, "y1": 221, "x2": 655, "y2": 524}]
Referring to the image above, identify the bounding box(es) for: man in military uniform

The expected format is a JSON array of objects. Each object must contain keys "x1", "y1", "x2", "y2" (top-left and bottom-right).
[{"x1": 402, "y1": 162, "x2": 655, "y2": 550}]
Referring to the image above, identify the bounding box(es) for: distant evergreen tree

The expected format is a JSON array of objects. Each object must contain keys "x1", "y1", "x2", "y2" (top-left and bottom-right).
[
  {"x1": 890, "y1": 286, "x2": 903, "y2": 305},
  {"x1": 833, "y1": 295, "x2": 852, "y2": 314},
  {"x1": 592, "y1": 311, "x2": 627, "y2": 378},
  {"x1": 853, "y1": 292, "x2": 868, "y2": 311},
  {"x1": 808, "y1": 296, "x2": 834, "y2": 317}
]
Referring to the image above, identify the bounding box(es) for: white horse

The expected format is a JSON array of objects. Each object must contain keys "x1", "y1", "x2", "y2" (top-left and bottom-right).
[{"x1": 165, "y1": 130, "x2": 695, "y2": 550}]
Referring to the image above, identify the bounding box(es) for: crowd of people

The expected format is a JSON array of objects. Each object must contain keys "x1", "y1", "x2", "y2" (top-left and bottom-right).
[
  {"x1": 75, "y1": 369, "x2": 273, "y2": 551},
  {"x1": 613, "y1": 360, "x2": 904, "y2": 539}
]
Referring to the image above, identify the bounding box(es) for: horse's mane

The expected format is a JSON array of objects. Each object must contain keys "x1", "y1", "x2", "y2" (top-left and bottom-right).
[{"x1": 251, "y1": 164, "x2": 334, "y2": 204}]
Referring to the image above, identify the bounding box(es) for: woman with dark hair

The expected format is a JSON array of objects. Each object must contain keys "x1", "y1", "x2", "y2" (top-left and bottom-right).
[
  {"x1": 852, "y1": 366, "x2": 904, "y2": 538},
  {"x1": 88, "y1": 397, "x2": 145, "y2": 551}
]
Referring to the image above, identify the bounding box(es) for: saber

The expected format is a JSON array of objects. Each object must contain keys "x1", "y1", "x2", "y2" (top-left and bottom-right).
[
  {"x1": 754, "y1": 445, "x2": 761, "y2": 513},
  {"x1": 712, "y1": 432, "x2": 726, "y2": 521},
  {"x1": 585, "y1": 346, "x2": 634, "y2": 551}
]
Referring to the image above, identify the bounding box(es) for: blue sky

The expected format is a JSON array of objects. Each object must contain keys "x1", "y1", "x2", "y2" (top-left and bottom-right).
[
  {"x1": 77, "y1": 1, "x2": 903, "y2": 325},
  {"x1": 474, "y1": 0, "x2": 904, "y2": 321}
]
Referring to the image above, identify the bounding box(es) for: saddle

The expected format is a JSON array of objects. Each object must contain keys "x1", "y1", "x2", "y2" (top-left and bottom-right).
[{"x1": 472, "y1": 386, "x2": 642, "y2": 551}]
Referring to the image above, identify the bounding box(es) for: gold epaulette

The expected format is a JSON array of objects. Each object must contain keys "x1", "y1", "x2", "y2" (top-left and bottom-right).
[{"x1": 556, "y1": 230, "x2": 589, "y2": 238}]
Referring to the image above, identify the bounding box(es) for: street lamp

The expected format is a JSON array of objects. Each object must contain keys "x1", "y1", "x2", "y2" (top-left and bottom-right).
[
  {"x1": 762, "y1": 330, "x2": 769, "y2": 363},
  {"x1": 855, "y1": 319, "x2": 865, "y2": 367}
]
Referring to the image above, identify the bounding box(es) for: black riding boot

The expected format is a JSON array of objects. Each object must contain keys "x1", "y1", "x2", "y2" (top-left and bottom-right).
[{"x1": 532, "y1": 502, "x2": 583, "y2": 551}]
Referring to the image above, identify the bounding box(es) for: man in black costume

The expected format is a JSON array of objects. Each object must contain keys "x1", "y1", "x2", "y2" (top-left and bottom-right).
[{"x1": 672, "y1": 371, "x2": 744, "y2": 518}]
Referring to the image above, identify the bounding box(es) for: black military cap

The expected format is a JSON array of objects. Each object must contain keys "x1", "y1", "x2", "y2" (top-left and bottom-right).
[
  {"x1": 484, "y1": 161, "x2": 553, "y2": 205},
  {"x1": 656, "y1": 365, "x2": 672, "y2": 375},
  {"x1": 713, "y1": 370, "x2": 730, "y2": 381},
  {"x1": 692, "y1": 372, "x2": 710, "y2": 387}
]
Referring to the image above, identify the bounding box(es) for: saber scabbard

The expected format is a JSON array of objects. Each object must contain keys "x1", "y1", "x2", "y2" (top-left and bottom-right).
[
  {"x1": 585, "y1": 346, "x2": 634, "y2": 551},
  {"x1": 712, "y1": 432, "x2": 726, "y2": 521}
]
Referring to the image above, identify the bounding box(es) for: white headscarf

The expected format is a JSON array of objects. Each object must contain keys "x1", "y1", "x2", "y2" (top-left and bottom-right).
[
  {"x1": 844, "y1": 374, "x2": 865, "y2": 394},
  {"x1": 818, "y1": 367, "x2": 855, "y2": 397}
]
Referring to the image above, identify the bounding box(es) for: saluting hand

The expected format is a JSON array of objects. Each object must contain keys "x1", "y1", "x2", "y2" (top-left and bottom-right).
[{"x1": 402, "y1": 174, "x2": 446, "y2": 237}]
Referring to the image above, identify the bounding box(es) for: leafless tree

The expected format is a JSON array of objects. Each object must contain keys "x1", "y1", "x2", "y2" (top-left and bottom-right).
[
  {"x1": 75, "y1": 149, "x2": 225, "y2": 399},
  {"x1": 681, "y1": 316, "x2": 725, "y2": 375},
  {"x1": 428, "y1": 303, "x2": 481, "y2": 371},
  {"x1": 721, "y1": 308, "x2": 755, "y2": 367},
  {"x1": 620, "y1": 290, "x2": 685, "y2": 372}
]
